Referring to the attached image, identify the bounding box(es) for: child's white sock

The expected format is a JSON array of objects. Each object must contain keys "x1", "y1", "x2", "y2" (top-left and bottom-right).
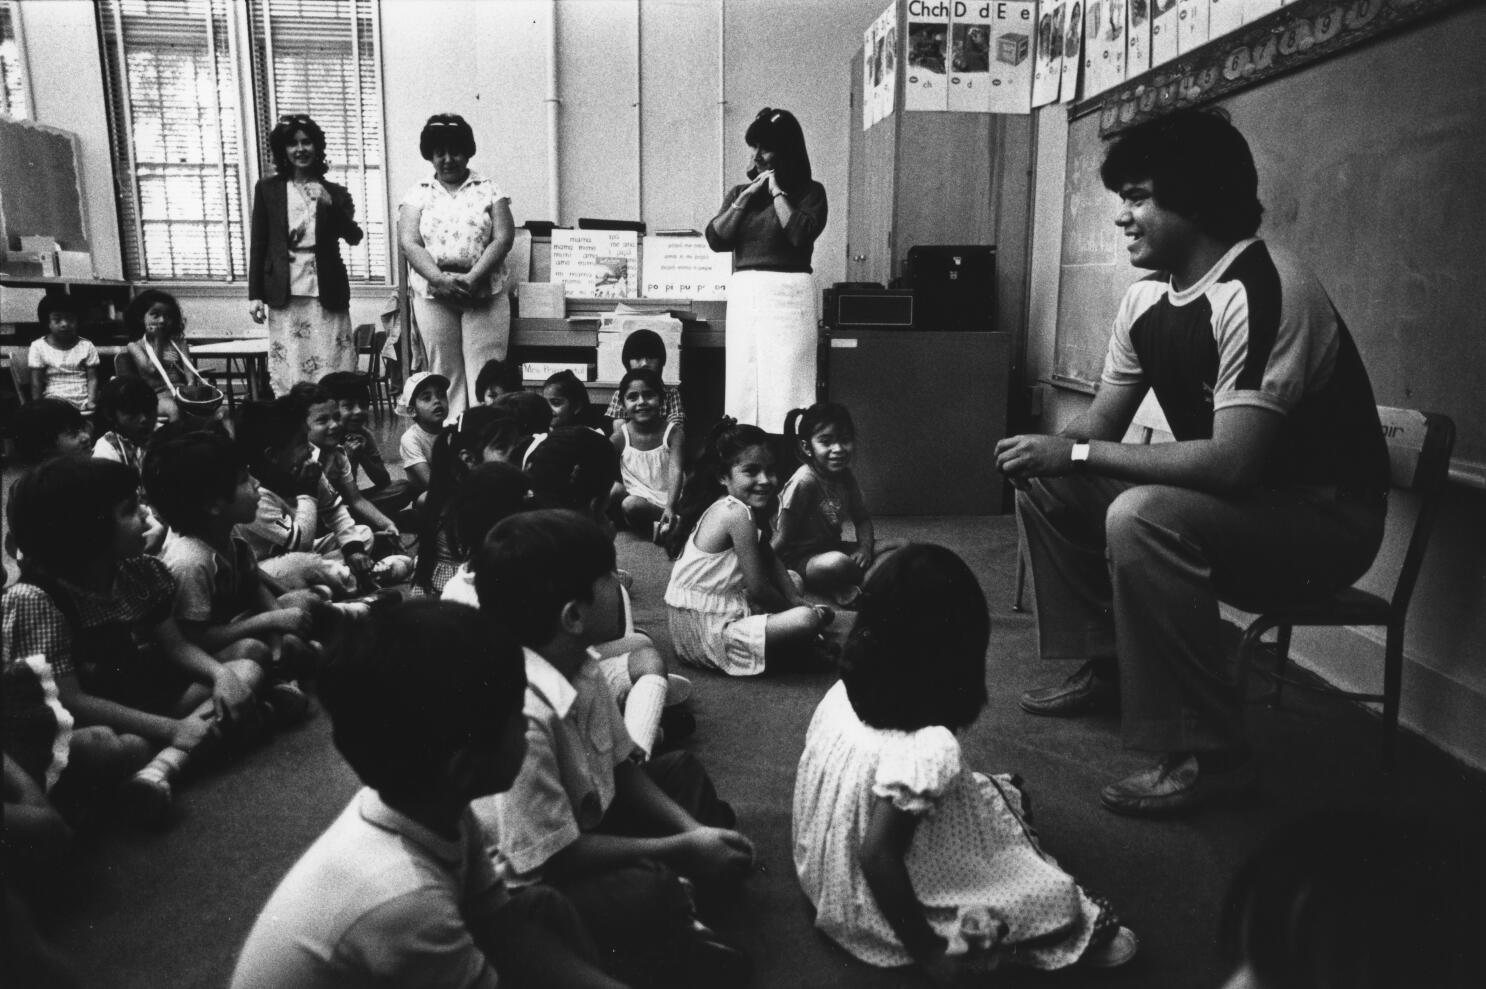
[{"x1": 624, "y1": 673, "x2": 668, "y2": 758}]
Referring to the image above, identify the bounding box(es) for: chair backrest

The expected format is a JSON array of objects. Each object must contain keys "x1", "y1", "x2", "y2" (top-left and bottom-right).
[
  {"x1": 352, "y1": 323, "x2": 375, "y2": 352},
  {"x1": 1377, "y1": 407, "x2": 1455, "y2": 616}
]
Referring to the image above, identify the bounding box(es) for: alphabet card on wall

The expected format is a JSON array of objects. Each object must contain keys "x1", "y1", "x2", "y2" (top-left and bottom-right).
[
  {"x1": 1177, "y1": 0, "x2": 1210, "y2": 52},
  {"x1": 906, "y1": 0, "x2": 950, "y2": 110},
  {"x1": 1150, "y1": 0, "x2": 1180, "y2": 64},
  {"x1": 641, "y1": 236, "x2": 730, "y2": 301},
  {"x1": 987, "y1": 0, "x2": 1036, "y2": 111},
  {"x1": 1060, "y1": 0, "x2": 1086, "y2": 100},
  {"x1": 1129, "y1": 0, "x2": 1153, "y2": 73},
  {"x1": 863, "y1": 18, "x2": 878, "y2": 128},
  {"x1": 880, "y1": 10, "x2": 899, "y2": 120},
  {"x1": 1083, "y1": 0, "x2": 1127, "y2": 98},
  {"x1": 948, "y1": 1, "x2": 993, "y2": 111},
  {"x1": 1032, "y1": 1, "x2": 1066, "y2": 106},
  {"x1": 550, "y1": 229, "x2": 638, "y2": 300}
]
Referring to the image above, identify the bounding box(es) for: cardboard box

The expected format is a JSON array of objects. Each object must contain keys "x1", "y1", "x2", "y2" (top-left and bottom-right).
[
  {"x1": 517, "y1": 282, "x2": 565, "y2": 319},
  {"x1": 58, "y1": 251, "x2": 94, "y2": 279}
]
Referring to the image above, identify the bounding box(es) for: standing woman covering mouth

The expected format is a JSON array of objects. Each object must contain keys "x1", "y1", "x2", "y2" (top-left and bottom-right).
[
  {"x1": 706, "y1": 108, "x2": 828, "y2": 433},
  {"x1": 248, "y1": 113, "x2": 364, "y2": 396},
  {"x1": 396, "y1": 113, "x2": 516, "y2": 417}
]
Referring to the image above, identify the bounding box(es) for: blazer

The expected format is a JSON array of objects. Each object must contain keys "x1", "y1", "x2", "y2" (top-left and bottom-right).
[{"x1": 248, "y1": 175, "x2": 364, "y2": 312}]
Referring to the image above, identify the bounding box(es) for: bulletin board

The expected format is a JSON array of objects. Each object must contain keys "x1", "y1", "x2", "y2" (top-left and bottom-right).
[
  {"x1": 1053, "y1": 5, "x2": 1486, "y2": 484},
  {"x1": 0, "y1": 116, "x2": 89, "y2": 256}
]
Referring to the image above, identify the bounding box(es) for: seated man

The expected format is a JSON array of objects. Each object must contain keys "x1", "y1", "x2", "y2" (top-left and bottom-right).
[{"x1": 995, "y1": 109, "x2": 1388, "y2": 818}]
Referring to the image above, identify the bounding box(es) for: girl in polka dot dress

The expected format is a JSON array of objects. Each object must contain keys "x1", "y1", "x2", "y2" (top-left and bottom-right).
[{"x1": 792, "y1": 544, "x2": 1137, "y2": 979}]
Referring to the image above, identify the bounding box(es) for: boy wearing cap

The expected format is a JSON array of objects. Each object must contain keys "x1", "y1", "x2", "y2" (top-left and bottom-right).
[{"x1": 398, "y1": 371, "x2": 450, "y2": 495}]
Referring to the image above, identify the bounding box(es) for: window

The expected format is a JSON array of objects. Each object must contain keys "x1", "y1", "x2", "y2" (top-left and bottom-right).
[
  {"x1": 97, "y1": 0, "x2": 387, "y2": 283},
  {"x1": 1, "y1": 0, "x2": 31, "y2": 120}
]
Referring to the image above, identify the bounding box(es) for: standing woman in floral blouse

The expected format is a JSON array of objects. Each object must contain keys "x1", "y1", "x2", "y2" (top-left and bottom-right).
[
  {"x1": 248, "y1": 113, "x2": 364, "y2": 395},
  {"x1": 397, "y1": 113, "x2": 516, "y2": 417}
]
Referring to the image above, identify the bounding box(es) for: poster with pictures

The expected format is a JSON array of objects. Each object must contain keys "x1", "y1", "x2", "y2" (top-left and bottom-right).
[
  {"x1": 1208, "y1": 0, "x2": 1245, "y2": 38},
  {"x1": 880, "y1": 12, "x2": 898, "y2": 120},
  {"x1": 1177, "y1": 0, "x2": 1210, "y2": 53},
  {"x1": 863, "y1": 19, "x2": 877, "y2": 128},
  {"x1": 550, "y1": 229, "x2": 639, "y2": 300},
  {"x1": 1128, "y1": 0, "x2": 1152, "y2": 74},
  {"x1": 906, "y1": 3, "x2": 950, "y2": 110},
  {"x1": 640, "y1": 236, "x2": 729, "y2": 301},
  {"x1": 1060, "y1": 0, "x2": 1085, "y2": 102},
  {"x1": 1150, "y1": 0, "x2": 1179, "y2": 65},
  {"x1": 987, "y1": 0, "x2": 1036, "y2": 113},
  {"x1": 1083, "y1": 0, "x2": 1127, "y2": 98},
  {"x1": 948, "y1": 2, "x2": 993, "y2": 112},
  {"x1": 1032, "y1": 1, "x2": 1065, "y2": 107}
]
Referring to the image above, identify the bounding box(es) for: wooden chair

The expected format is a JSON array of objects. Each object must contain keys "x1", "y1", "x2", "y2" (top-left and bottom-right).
[
  {"x1": 1235, "y1": 407, "x2": 1455, "y2": 764},
  {"x1": 353, "y1": 323, "x2": 394, "y2": 413}
]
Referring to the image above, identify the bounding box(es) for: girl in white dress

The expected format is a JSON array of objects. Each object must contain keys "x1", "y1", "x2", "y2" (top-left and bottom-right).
[
  {"x1": 792, "y1": 544, "x2": 1138, "y2": 979},
  {"x1": 610, "y1": 368, "x2": 685, "y2": 540}
]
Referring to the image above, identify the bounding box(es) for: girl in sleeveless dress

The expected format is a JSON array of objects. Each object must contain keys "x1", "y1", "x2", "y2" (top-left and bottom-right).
[
  {"x1": 609, "y1": 368, "x2": 685, "y2": 541},
  {"x1": 663, "y1": 420, "x2": 831, "y2": 676},
  {"x1": 793, "y1": 544, "x2": 1138, "y2": 979}
]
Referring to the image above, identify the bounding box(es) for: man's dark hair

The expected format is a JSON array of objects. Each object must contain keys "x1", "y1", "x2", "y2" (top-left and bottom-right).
[
  {"x1": 9, "y1": 456, "x2": 140, "y2": 576},
  {"x1": 11, "y1": 398, "x2": 86, "y2": 466},
  {"x1": 321, "y1": 599, "x2": 526, "y2": 801},
  {"x1": 620, "y1": 329, "x2": 667, "y2": 367},
  {"x1": 473, "y1": 509, "x2": 615, "y2": 647},
  {"x1": 474, "y1": 359, "x2": 523, "y2": 398},
  {"x1": 1100, "y1": 108, "x2": 1263, "y2": 242},
  {"x1": 318, "y1": 370, "x2": 371, "y2": 405},
  {"x1": 144, "y1": 430, "x2": 245, "y2": 537}
]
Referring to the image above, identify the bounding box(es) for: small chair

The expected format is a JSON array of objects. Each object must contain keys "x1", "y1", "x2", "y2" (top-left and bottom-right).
[
  {"x1": 1235, "y1": 407, "x2": 1455, "y2": 764},
  {"x1": 353, "y1": 323, "x2": 394, "y2": 413}
]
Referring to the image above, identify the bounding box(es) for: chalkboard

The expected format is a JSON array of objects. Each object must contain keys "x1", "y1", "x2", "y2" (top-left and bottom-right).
[
  {"x1": 1054, "y1": 6, "x2": 1486, "y2": 484},
  {"x1": 0, "y1": 115, "x2": 89, "y2": 254}
]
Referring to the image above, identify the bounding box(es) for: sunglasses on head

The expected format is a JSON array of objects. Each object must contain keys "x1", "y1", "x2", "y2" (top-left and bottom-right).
[{"x1": 279, "y1": 113, "x2": 314, "y2": 126}]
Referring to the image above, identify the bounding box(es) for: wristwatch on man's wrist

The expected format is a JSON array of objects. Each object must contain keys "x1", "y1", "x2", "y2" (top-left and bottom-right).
[{"x1": 1070, "y1": 442, "x2": 1091, "y2": 470}]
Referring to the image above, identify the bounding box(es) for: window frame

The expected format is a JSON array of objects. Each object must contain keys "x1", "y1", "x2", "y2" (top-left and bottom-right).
[
  {"x1": 95, "y1": 0, "x2": 389, "y2": 286},
  {"x1": 1, "y1": 0, "x2": 35, "y2": 121}
]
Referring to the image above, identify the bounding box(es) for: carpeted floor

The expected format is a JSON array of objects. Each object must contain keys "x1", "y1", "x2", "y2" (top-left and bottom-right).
[{"x1": 12, "y1": 411, "x2": 1486, "y2": 988}]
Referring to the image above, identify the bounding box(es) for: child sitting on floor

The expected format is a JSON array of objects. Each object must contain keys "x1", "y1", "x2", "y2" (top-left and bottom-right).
[
  {"x1": 317, "y1": 371, "x2": 413, "y2": 517},
  {"x1": 471, "y1": 510, "x2": 754, "y2": 989},
  {"x1": 664, "y1": 419, "x2": 830, "y2": 676},
  {"x1": 414, "y1": 409, "x2": 528, "y2": 596},
  {"x1": 610, "y1": 368, "x2": 685, "y2": 540},
  {"x1": 773, "y1": 402, "x2": 899, "y2": 606},
  {"x1": 146, "y1": 429, "x2": 320, "y2": 697},
  {"x1": 397, "y1": 371, "x2": 450, "y2": 497},
  {"x1": 542, "y1": 370, "x2": 608, "y2": 432},
  {"x1": 1, "y1": 457, "x2": 276, "y2": 823},
  {"x1": 793, "y1": 544, "x2": 1137, "y2": 978},
  {"x1": 288, "y1": 381, "x2": 402, "y2": 542},
  {"x1": 234, "y1": 397, "x2": 376, "y2": 593},
  {"x1": 475, "y1": 357, "x2": 524, "y2": 405},
  {"x1": 11, "y1": 398, "x2": 94, "y2": 468},
  {"x1": 428, "y1": 461, "x2": 533, "y2": 600},
  {"x1": 230, "y1": 599, "x2": 625, "y2": 989},
  {"x1": 92, "y1": 377, "x2": 166, "y2": 553},
  {"x1": 115, "y1": 289, "x2": 195, "y2": 422},
  {"x1": 603, "y1": 328, "x2": 685, "y2": 425},
  {"x1": 26, "y1": 295, "x2": 98, "y2": 413}
]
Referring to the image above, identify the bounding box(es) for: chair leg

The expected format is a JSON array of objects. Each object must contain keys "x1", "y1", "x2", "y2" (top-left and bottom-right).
[
  {"x1": 1012, "y1": 547, "x2": 1026, "y2": 613},
  {"x1": 1381, "y1": 622, "x2": 1404, "y2": 766},
  {"x1": 1270, "y1": 624, "x2": 1292, "y2": 708}
]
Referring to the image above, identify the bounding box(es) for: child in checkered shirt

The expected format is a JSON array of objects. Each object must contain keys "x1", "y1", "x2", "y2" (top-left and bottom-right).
[{"x1": 1, "y1": 457, "x2": 277, "y2": 824}]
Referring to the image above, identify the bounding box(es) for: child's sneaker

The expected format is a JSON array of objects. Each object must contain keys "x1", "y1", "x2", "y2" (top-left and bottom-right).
[
  {"x1": 120, "y1": 767, "x2": 173, "y2": 826},
  {"x1": 265, "y1": 681, "x2": 311, "y2": 727}
]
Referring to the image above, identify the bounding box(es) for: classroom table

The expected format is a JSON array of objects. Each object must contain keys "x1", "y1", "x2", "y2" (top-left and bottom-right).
[{"x1": 190, "y1": 338, "x2": 269, "y2": 406}]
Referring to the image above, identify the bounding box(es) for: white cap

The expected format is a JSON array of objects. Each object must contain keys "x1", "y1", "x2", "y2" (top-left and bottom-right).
[{"x1": 397, "y1": 371, "x2": 450, "y2": 416}]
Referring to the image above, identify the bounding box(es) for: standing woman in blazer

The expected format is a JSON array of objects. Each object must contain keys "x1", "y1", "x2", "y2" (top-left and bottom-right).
[
  {"x1": 248, "y1": 113, "x2": 364, "y2": 396},
  {"x1": 397, "y1": 113, "x2": 516, "y2": 418},
  {"x1": 706, "y1": 108, "x2": 828, "y2": 432}
]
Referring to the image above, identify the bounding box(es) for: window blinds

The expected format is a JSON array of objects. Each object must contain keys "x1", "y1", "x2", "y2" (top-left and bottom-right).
[
  {"x1": 97, "y1": 0, "x2": 387, "y2": 283},
  {"x1": 247, "y1": 0, "x2": 387, "y2": 282},
  {"x1": 99, "y1": 0, "x2": 247, "y2": 281}
]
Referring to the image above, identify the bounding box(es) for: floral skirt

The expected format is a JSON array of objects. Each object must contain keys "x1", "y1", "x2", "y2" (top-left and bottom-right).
[{"x1": 267, "y1": 297, "x2": 356, "y2": 397}]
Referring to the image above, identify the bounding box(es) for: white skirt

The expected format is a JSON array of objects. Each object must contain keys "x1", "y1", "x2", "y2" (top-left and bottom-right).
[{"x1": 724, "y1": 270, "x2": 818, "y2": 431}]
